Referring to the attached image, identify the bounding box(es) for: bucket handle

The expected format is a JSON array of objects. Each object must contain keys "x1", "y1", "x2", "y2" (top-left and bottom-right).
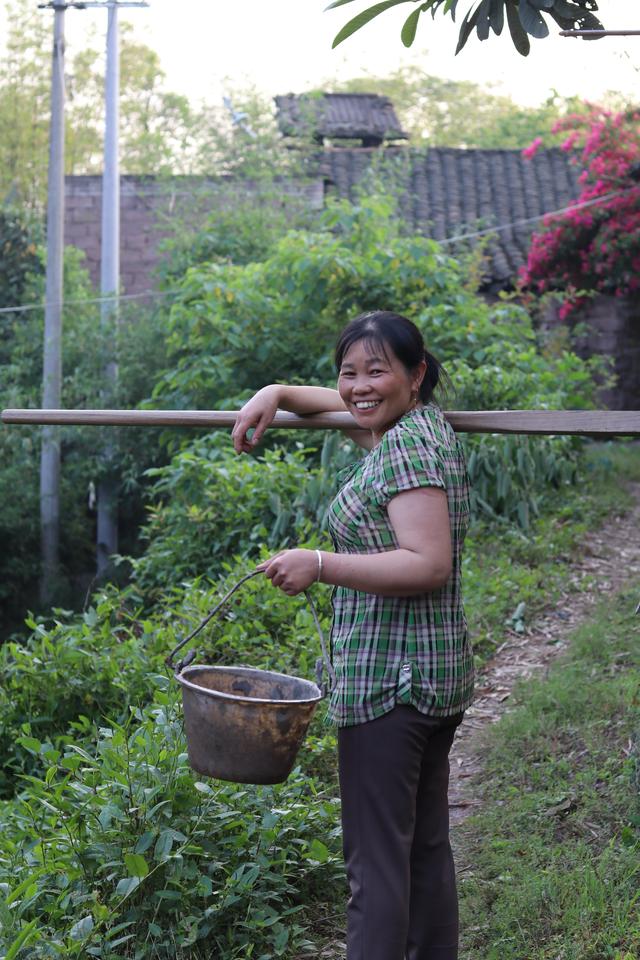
[{"x1": 165, "y1": 569, "x2": 336, "y2": 694}]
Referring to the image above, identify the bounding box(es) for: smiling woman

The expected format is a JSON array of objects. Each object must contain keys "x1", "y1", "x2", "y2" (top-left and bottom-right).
[{"x1": 231, "y1": 309, "x2": 473, "y2": 960}]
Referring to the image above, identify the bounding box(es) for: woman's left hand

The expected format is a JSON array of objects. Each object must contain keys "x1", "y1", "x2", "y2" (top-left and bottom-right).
[{"x1": 258, "y1": 549, "x2": 320, "y2": 595}]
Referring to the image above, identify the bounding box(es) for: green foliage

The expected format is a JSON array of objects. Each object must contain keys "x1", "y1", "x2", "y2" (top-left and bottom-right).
[
  {"x1": 152, "y1": 192, "x2": 472, "y2": 410},
  {"x1": 0, "y1": 244, "x2": 170, "y2": 632},
  {"x1": 326, "y1": 0, "x2": 604, "y2": 58},
  {"x1": 0, "y1": 207, "x2": 41, "y2": 309},
  {"x1": 156, "y1": 182, "x2": 317, "y2": 284},
  {"x1": 0, "y1": 4, "x2": 201, "y2": 205},
  {"x1": 0, "y1": 585, "x2": 165, "y2": 795},
  {"x1": 131, "y1": 434, "x2": 354, "y2": 597},
  {"x1": 0, "y1": 689, "x2": 343, "y2": 958}
]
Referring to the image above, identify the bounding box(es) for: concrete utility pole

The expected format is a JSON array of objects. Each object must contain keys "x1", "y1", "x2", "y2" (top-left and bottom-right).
[
  {"x1": 95, "y1": 0, "x2": 147, "y2": 576},
  {"x1": 39, "y1": 1, "x2": 66, "y2": 605},
  {"x1": 96, "y1": 0, "x2": 121, "y2": 575}
]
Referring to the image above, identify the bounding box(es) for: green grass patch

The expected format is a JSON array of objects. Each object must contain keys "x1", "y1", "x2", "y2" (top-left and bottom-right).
[{"x1": 458, "y1": 579, "x2": 640, "y2": 960}]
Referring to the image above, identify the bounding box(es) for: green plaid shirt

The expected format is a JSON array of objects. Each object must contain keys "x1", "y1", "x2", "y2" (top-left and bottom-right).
[{"x1": 326, "y1": 403, "x2": 474, "y2": 727}]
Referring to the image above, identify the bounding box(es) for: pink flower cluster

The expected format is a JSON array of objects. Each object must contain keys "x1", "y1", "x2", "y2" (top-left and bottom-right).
[{"x1": 520, "y1": 108, "x2": 640, "y2": 316}]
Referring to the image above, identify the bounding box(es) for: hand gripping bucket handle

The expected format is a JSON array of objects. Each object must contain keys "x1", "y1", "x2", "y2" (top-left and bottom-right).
[{"x1": 165, "y1": 569, "x2": 336, "y2": 694}]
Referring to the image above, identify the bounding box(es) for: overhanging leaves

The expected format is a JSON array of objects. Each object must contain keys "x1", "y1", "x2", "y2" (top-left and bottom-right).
[
  {"x1": 331, "y1": 0, "x2": 414, "y2": 48},
  {"x1": 327, "y1": 0, "x2": 603, "y2": 55}
]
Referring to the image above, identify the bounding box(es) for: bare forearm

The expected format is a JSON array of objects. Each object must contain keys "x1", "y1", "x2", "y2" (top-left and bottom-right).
[
  {"x1": 276, "y1": 384, "x2": 347, "y2": 415},
  {"x1": 318, "y1": 548, "x2": 451, "y2": 596}
]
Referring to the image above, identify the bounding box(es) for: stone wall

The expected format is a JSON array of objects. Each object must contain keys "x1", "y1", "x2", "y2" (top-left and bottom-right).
[
  {"x1": 64, "y1": 175, "x2": 325, "y2": 297},
  {"x1": 542, "y1": 295, "x2": 640, "y2": 410}
]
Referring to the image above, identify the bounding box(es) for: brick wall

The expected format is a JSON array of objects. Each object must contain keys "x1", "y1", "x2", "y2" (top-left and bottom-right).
[{"x1": 64, "y1": 175, "x2": 325, "y2": 297}]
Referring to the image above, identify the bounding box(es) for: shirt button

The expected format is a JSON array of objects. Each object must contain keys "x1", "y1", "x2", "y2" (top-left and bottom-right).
[{"x1": 401, "y1": 662, "x2": 412, "y2": 672}]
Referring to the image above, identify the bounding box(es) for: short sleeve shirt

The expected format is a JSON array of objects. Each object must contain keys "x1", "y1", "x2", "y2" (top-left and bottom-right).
[{"x1": 326, "y1": 403, "x2": 474, "y2": 727}]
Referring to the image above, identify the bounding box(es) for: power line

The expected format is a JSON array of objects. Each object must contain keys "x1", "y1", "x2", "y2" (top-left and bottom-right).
[
  {"x1": 0, "y1": 287, "x2": 179, "y2": 316},
  {"x1": 436, "y1": 186, "x2": 638, "y2": 247},
  {"x1": 0, "y1": 184, "x2": 636, "y2": 317}
]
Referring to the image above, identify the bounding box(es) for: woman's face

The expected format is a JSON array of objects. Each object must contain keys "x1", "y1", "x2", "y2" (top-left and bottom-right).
[{"x1": 337, "y1": 339, "x2": 426, "y2": 444}]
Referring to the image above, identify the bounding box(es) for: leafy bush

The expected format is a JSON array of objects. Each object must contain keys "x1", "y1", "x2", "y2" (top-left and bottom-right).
[
  {"x1": 131, "y1": 432, "x2": 355, "y2": 597},
  {"x1": 0, "y1": 559, "x2": 335, "y2": 795},
  {"x1": 0, "y1": 687, "x2": 343, "y2": 958},
  {"x1": 0, "y1": 246, "x2": 171, "y2": 631},
  {"x1": 152, "y1": 193, "x2": 467, "y2": 410}
]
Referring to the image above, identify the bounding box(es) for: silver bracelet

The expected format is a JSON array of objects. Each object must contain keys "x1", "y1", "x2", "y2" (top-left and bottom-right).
[{"x1": 315, "y1": 549, "x2": 323, "y2": 583}]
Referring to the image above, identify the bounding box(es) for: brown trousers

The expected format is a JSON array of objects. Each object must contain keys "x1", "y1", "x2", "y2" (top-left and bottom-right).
[{"x1": 338, "y1": 706, "x2": 463, "y2": 960}]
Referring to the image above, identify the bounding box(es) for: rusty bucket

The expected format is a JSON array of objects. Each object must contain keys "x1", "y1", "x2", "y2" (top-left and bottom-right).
[{"x1": 166, "y1": 570, "x2": 335, "y2": 785}]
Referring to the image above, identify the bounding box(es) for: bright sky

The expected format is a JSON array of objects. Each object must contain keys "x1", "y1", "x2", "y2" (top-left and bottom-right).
[{"x1": 2, "y1": 0, "x2": 639, "y2": 108}]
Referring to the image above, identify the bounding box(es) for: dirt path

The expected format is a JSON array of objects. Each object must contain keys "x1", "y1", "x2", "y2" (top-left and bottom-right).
[{"x1": 448, "y1": 481, "x2": 640, "y2": 827}]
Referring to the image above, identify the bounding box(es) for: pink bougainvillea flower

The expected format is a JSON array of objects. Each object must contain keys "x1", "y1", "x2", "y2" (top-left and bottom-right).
[{"x1": 522, "y1": 137, "x2": 543, "y2": 160}]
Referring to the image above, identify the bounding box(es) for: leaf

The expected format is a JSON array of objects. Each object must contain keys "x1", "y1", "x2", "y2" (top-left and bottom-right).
[
  {"x1": 6, "y1": 869, "x2": 46, "y2": 906},
  {"x1": 115, "y1": 876, "x2": 142, "y2": 898},
  {"x1": 124, "y1": 853, "x2": 149, "y2": 878},
  {"x1": 69, "y1": 915, "x2": 94, "y2": 940},
  {"x1": 518, "y1": 0, "x2": 549, "y2": 38},
  {"x1": 455, "y1": 1, "x2": 482, "y2": 53},
  {"x1": 331, "y1": 0, "x2": 413, "y2": 48},
  {"x1": 476, "y1": 0, "x2": 492, "y2": 40},
  {"x1": 401, "y1": 6, "x2": 423, "y2": 46},
  {"x1": 324, "y1": 0, "x2": 361, "y2": 9},
  {"x1": 134, "y1": 830, "x2": 156, "y2": 854},
  {"x1": 306, "y1": 838, "x2": 330, "y2": 862},
  {"x1": 489, "y1": 0, "x2": 504, "y2": 33},
  {"x1": 506, "y1": 0, "x2": 530, "y2": 54},
  {"x1": 4, "y1": 920, "x2": 39, "y2": 960}
]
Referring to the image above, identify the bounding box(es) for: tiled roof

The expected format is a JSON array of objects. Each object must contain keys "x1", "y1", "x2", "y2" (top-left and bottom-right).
[
  {"x1": 275, "y1": 93, "x2": 408, "y2": 144},
  {"x1": 318, "y1": 146, "x2": 582, "y2": 285}
]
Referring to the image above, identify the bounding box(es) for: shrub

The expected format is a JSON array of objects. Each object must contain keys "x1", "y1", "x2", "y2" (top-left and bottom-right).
[
  {"x1": 0, "y1": 687, "x2": 343, "y2": 958},
  {"x1": 520, "y1": 107, "x2": 640, "y2": 317}
]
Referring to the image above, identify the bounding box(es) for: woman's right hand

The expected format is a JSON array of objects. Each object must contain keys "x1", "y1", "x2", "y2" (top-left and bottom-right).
[{"x1": 231, "y1": 385, "x2": 281, "y2": 454}]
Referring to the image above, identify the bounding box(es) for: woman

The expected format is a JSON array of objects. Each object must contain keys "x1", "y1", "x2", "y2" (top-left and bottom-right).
[{"x1": 232, "y1": 311, "x2": 474, "y2": 960}]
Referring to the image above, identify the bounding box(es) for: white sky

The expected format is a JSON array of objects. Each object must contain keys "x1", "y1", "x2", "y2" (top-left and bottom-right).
[{"x1": 1, "y1": 0, "x2": 639, "y2": 108}]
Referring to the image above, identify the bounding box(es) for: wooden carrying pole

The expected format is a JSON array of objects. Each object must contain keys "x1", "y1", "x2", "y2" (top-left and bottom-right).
[{"x1": 2, "y1": 408, "x2": 640, "y2": 436}]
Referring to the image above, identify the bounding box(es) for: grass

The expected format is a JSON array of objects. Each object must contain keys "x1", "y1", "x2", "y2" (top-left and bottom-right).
[
  {"x1": 464, "y1": 440, "x2": 640, "y2": 662},
  {"x1": 458, "y1": 579, "x2": 640, "y2": 960}
]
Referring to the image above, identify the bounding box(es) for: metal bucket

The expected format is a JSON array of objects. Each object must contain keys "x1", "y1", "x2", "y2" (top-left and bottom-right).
[{"x1": 166, "y1": 570, "x2": 335, "y2": 785}]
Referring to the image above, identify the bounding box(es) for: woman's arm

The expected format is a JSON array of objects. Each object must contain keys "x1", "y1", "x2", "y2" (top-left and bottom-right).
[
  {"x1": 260, "y1": 487, "x2": 452, "y2": 596},
  {"x1": 232, "y1": 384, "x2": 372, "y2": 453}
]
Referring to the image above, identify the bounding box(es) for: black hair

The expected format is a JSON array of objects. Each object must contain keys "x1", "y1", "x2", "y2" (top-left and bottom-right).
[{"x1": 334, "y1": 310, "x2": 446, "y2": 404}]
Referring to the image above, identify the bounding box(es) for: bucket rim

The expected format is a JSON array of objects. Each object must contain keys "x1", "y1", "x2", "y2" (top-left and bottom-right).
[{"x1": 175, "y1": 663, "x2": 324, "y2": 706}]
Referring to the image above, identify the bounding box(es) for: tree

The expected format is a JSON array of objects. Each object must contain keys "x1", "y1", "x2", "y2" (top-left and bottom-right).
[
  {"x1": 520, "y1": 106, "x2": 640, "y2": 316},
  {"x1": 0, "y1": 3, "x2": 201, "y2": 207},
  {"x1": 0, "y1": 1, "x2": 51, "y2": 208},
  {"x1": 66, "y1": 26, "x2": 199, "y2": 177},
  {"x1": 332, "y1": 67, "x2": 597, "y2": 148},
  {"x1": 327, "y1": 0, "x2": 604, "y2": 58}
]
